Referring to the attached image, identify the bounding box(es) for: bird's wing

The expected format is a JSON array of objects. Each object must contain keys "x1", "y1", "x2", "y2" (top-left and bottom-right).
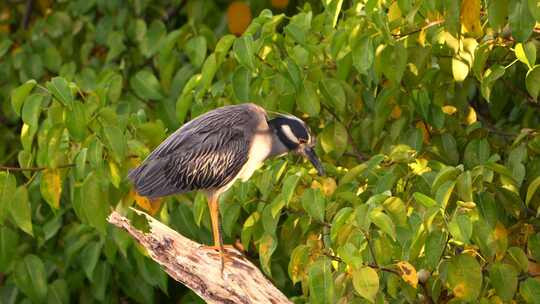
[{"x1": 128, "y1": 104, "x2": 266, "y2": 198}]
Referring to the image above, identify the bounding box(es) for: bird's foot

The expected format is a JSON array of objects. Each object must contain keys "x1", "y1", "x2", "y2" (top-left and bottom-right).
[{"x1": 200, "y1": 244, "x2": 238, "y2": 275}]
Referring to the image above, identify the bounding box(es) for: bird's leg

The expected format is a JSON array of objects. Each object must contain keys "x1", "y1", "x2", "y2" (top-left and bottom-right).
[{"x1": 207, "y1": 194, "x2": 226, "y2": 272}]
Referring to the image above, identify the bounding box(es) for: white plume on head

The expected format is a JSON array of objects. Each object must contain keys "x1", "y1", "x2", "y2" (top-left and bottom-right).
[{"x1": 280, "y1": 124, "x2": 300, "y2": 143}]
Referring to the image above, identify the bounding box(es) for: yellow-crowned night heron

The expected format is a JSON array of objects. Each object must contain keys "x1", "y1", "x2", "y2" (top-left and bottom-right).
[{"x1": 128, "y1": 103, "x2": 324, "y2": 267}]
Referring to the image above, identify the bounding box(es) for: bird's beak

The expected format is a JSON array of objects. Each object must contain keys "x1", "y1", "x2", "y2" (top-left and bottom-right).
[{"x1": 302, "y1": 146, "x2": 325, "y2": 176}]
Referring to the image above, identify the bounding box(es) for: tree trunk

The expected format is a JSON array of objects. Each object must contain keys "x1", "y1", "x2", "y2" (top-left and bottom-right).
[{"x1": 107, "y1": 209, "x2": 292, "y2": 304}]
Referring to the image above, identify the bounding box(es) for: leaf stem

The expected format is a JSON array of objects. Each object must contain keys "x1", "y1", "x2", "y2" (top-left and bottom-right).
[{"x1": 0, "y1": 163, "x2": 75, "y2": 172}]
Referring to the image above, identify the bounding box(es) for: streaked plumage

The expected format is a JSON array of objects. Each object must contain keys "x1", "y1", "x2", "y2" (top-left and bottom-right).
[{"x1": 128, "y1": 103, "x2": 323, "y2": 271}]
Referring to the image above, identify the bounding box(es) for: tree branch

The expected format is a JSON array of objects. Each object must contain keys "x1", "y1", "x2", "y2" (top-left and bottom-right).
[
  {"x1": 107, "y1": 209, "x2": 292, "y2": 304},
  {"x1": 0, "y1": 163, "x2": 75, "y2": 172}
]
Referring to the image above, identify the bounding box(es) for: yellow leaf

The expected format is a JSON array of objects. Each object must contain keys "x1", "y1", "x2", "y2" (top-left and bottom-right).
[
  {"x1": 452, "y1": 56, "x2": 470, "y2": 82},
  {"x1": 388, "y1": 2, "x2": 401, "y2": 22},
  {"x1": 109, "y1": 161, "x2": 121, "y2": 188},
  {"x1": 40, "y1": 169, "x2": 62, "y2": 209},
  {"x1": 321, "y1": 177, "x2": 337, "y2": 197},
  {"x1": 493, "y1": 222, "x2": 508, "y2": 241},
  {"x1": 460, "y1": 0, "x2": 483, "y2": 37},
  {"x1": 415, "y1": 121, "x2": 430, "y2": 144},
  {"x1": 442, "y1": 105, "x2": 457, "y2": 115},
  {"x1": 466, "y1": 106, "x2": 477, "y2": 125},
  {"x1": 391, "y1": 105, "x2": 402, "y2": 119},
  {"x1": 133, "y1": 190, "x2": 162, "y2": 215},
  {"x1": 397, "y1": 261, "x2": 418, "y2": 288}
]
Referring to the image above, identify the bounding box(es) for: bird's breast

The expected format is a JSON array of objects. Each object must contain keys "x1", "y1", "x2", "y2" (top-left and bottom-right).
[{"x1": 237, "y1": 130, "x2": 273, "y2": 182}]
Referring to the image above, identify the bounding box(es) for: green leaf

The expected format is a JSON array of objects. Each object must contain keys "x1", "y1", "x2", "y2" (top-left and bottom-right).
[
  {"x1": 81, "y1": 173, "x2": 108, "y2": 234},
  {"x1": 369, "y1": 209, "x2": 396, "y2": 241},
  {"x1": 82, "y1": 241, "x2": 102, "y2": 280},
  {"x1": 258, "y1": 234, "x2": 277, "y2": 275},
  {"x1": 425, "y1": 230, "x2": 446, "y2": 270},
  {"x1": 352, "y1": 266, "x2": 379, "y2": 303},
  {"x1": 526, "y1": 175, "x2": 540, "y2": 206},
  {"x1": 130, "y1": 70, "x2": 164, "y2": 100},
  {"x1": 481, "y1": 64, "x2": 506, "y2": 101},
  {"x1": 456, "y1": 171, "x2": 473, "y2": 202},
  {"x1": 46, "y1": 77, "x2": 74, "y2": 107},
  {"x1": 509, "y1": 0, "x2": 535, "y2": 42},
  {"x1": 507, "y1": 246, "x2": 529, "y2": 272},
  {"x1": 0, "y1": 172, "x2": 17, "y2": 224},
  {"x1": 192, "y1": 193, "x2": 207, "y2": 227},
  {"x1": 446, "y1": 254, "x2": 482, "y2": 301},
  {"x1": 14, "y1": 254, "x2": 48, "y2": 303},
  {"x1": 308, "y1": 257, "x2": 335, "y2": 304},
  {"x1": 103, "y1": 125, "x2": 127, "y2": 164},
  {"x1": 21, "y1": 94, "x2": 43, "y2": 128},
  {"x1": 40, "y1": 169, "x2": 62, "y2": 210},
  {"x1": 297, "y1": 81, "x2": 320, "y2": 117},
  {"x1": 232, "y1": 66, "x2": 251, "y2": 102},
  {"x1": 233, "y1": 35, "x2": 255, "y2": 71},
  {"x1": 301, "y1": 188, "x2": 326, "y2": 222},
  {"x1": 214, "y1": 35, "x2": 236, "y2": 62},
  {"x1": 319, "y1": 79, "x2": 346, "y2": 114},
  {"x1": 526, "y1": 65, "x2": 540, "y2": 100},
  {"x1": 320, "y1": 121, "x2": 348, "y2": 157},
  {"x1": 382, "y1": 197, "x2": 407, "y2": 227},
  {"x1": 184, "y1": 36, "x2": 207, "y2": 68},
  {"x1": 413, "y1": 192, "x2": 437, "y2": 207},
  {"x1": 520, "y1": 278, "x2": 540, "y2": 304},
  {"x1": 10, "y1": 80, "x2": 36, "y2": 116},
  {"x1": 530, "y1": 0, "x2": 540, "y2": 21},
  {"x1": 288, "y1": 245, "x2": 309, "y2": 284},
  {"x1": 352, "y1": 36, "x2": 374, "y2": 75},
  {"x1": 0, "y1": 36, "x2": 12, "y2": 58},
  {"x1": 435, "y1": 180, "x2": 456, "y2": 209},
  {"x1": 378, "y1": 43, "x2": 407, "y2": 84},
  {"x1": 515, "y1": 42, "x2": 537, "y2": 68},
  {"x1": 47, "y1": 279, "x2": 70, "y2": 304},
  {"x1": 281, "y1": 174, "x2": 301, "y2": 205},
  {"x1": 529, "y1": 233, "x2": 540, "y2": 262},
  {"x1": 488, "y1": 0, "x2": 509, "y2": 30},
  {"x1": 489, "y1": 262, "x2": 518, "y2": 301},
  {"x1": 199, "y1": 53, "x2": 218, "y2": 91},
  {"x1": 0, "y1": 227, "x2": 19, "y2": 272},
  {"x1": 9, "y1": 186, "x2": 33, "y2": 236},
  {"x1": 448, "y1": 213, "x2": 472, "y2": 244},
  {"x1": 65, "y1": 102, "x2": 87, "y2": 141}
]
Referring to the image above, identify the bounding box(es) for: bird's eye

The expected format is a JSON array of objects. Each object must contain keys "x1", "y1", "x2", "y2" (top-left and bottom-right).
[{"x1": 299, "y1": 138, "x2": 307, "y2": 144}]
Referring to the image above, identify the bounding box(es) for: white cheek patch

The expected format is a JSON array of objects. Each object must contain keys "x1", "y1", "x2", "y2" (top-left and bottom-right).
[{"x1": 281, "y1": 125, "x2": 299, "y2": 143}]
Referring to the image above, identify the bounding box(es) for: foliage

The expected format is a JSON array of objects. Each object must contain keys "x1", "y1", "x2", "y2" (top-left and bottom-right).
[{"x1": 1, "y1": 0, "x2": 540, "y2": 303}]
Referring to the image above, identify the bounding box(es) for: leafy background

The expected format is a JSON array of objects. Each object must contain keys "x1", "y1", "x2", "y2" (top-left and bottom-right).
[{"x1": 1, "y1": 0, "x2": 540, "y2": 303}]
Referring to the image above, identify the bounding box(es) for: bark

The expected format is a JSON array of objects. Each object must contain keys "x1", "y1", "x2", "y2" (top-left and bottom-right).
[{"x1": 107, "y1": 209, "x2": 292, "y2": 304}]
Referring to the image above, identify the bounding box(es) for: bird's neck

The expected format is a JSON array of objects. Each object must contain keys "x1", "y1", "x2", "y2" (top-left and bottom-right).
[{"x1": 267, "y1": 122, "x2": 291, "y2": 158}]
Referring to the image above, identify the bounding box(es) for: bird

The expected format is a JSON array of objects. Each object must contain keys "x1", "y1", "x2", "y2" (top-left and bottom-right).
[{"x1": 128, "y1": 103, "x2": 324, "y2": 269}]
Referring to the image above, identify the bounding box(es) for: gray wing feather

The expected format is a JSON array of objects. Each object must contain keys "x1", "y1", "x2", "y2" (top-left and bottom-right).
[{"x1": 128, "y1": 104, "x2": 264, "y2": 198}]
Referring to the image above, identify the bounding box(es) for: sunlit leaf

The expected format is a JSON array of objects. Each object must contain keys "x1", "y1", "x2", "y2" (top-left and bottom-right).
[{"x1": 352, "y1": 266, "x2": 379, "y2": 303}]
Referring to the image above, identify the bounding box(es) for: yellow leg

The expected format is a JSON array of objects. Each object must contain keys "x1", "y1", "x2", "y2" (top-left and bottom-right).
[{"x1": 207, "y1": 195, "x2": 225, "y2": 273}]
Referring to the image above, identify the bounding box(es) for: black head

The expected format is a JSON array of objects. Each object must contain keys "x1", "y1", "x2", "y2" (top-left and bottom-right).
[{"x1": 268, "y1": 114, "x2": 324, "y2": 176}]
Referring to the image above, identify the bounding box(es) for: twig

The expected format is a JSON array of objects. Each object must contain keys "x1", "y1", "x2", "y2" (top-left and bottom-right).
[
  {"x1": 501, "y1": 79, "x2": 540, "y2": 110},
  {"x1": 392, "y1": 20, "x2": 445, "y2": 39},
  {"x1": 107, "y1": 209, "x2": 292, "y2": 304},
  {"x1": 320, "y1": 103, "x2": 367, "y2": 161},
  {"x1": 322, "y1": 252, "x2": 400, "y2": 275},
  {"x1": 22, "y1": 0, "x2": 33, "y2": 30},
  {"x1": 0, "y1": 163, "x2": 75, "y2": 172}
]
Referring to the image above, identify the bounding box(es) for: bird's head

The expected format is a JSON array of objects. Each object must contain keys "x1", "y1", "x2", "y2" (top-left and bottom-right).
[{"x1": 268, "y1": 114, "x2": 325, "y2": 176}]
